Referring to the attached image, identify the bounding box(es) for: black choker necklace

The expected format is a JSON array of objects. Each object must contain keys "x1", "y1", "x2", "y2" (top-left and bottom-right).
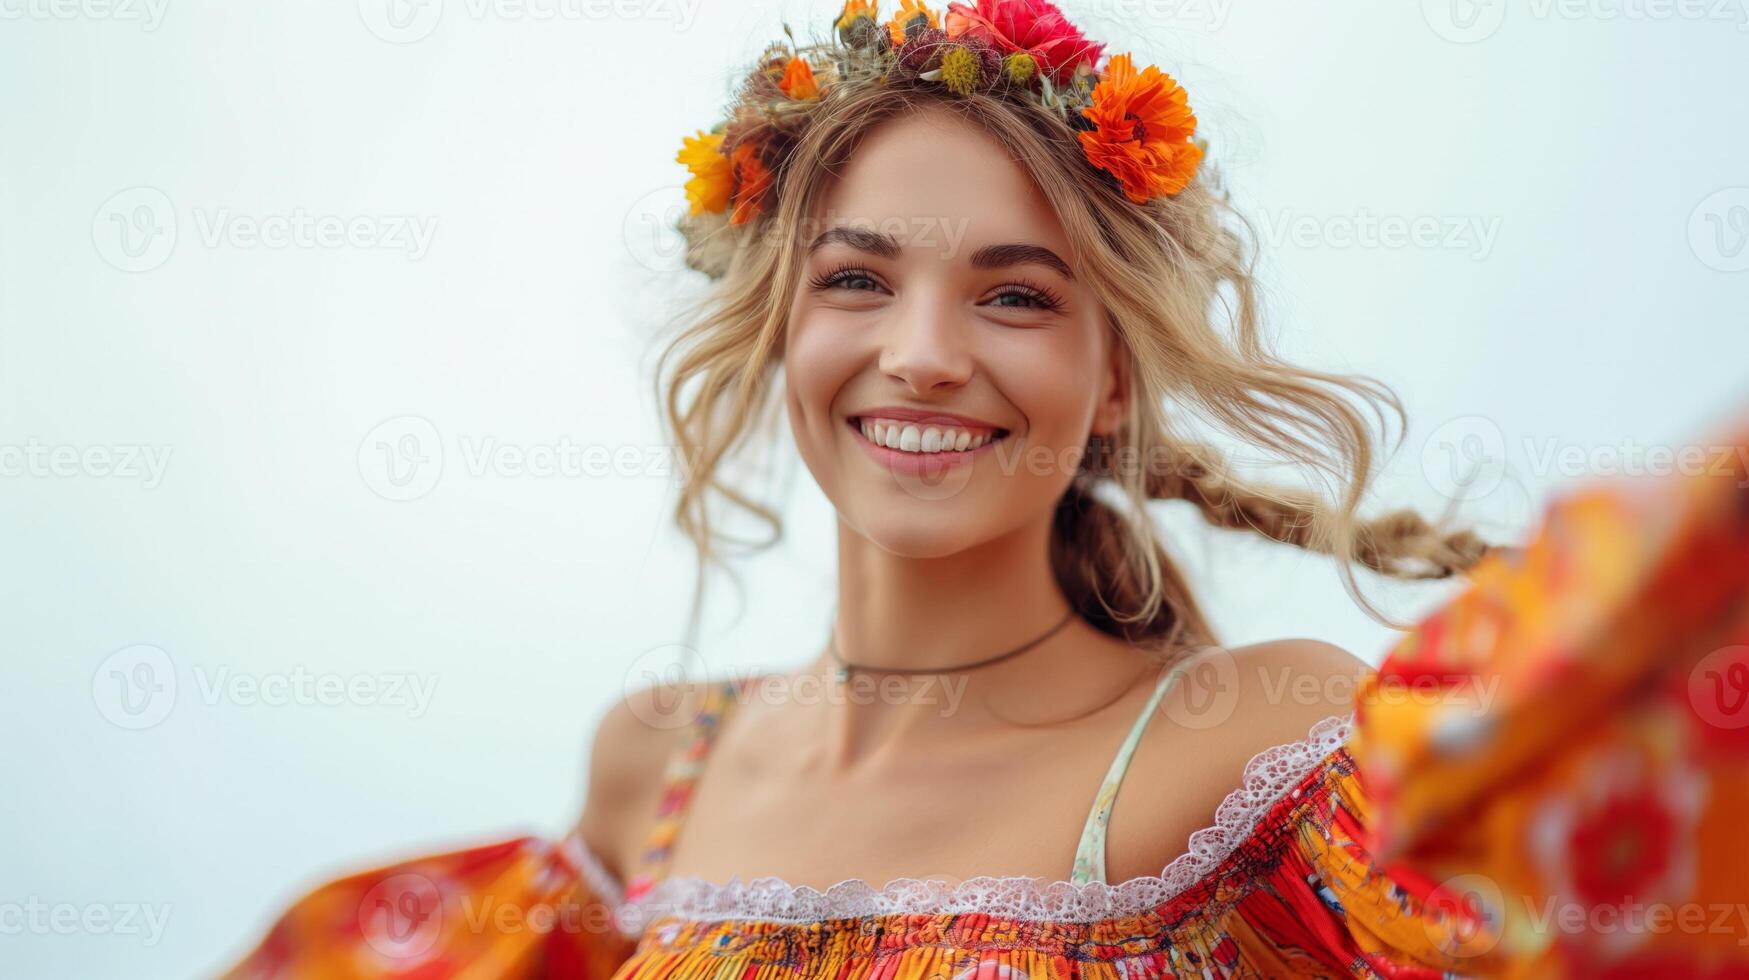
[{"x1": 825, "y1": 608, "x2": 1078, "y2": 683}]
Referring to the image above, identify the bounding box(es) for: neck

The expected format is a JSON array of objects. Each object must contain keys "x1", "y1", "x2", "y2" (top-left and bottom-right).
[
  {"x1": 800, "y1": 515, "x2": 1116, "y2": 772},
  {"x1": 828, "y1": 516, "x2": 1070, "y2": 673}
]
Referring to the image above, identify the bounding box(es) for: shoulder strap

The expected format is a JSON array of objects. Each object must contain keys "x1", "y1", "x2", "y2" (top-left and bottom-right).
[
  {"x1": 621, "y1": 675, "x2": 747, "y2": 901},
  {"x1": 1069, "y1": 656, "x2": 1195, "y2": 885}
]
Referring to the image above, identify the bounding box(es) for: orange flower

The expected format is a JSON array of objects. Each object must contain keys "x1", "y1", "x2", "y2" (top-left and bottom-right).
[
  {"x1": 1076, "y1": 53, "x2": 1203, "y2": 203},
  {"x1": 729, "y1": 142, "x2": 774, "y2": 225},
  {"x1": 886, "y1": 0, "x2": 938, "y2": 46},
  {"x1": 676, "y1": 130, "x2": 732, "y2": 215},
  {"x1": 778, "y1": 56, "x2": 820, "y2": 99}
]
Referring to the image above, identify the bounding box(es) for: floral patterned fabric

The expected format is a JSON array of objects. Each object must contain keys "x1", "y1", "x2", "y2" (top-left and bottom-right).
[{"x1": 221, "y1": 411, "x2": 1749, "y2": 979}]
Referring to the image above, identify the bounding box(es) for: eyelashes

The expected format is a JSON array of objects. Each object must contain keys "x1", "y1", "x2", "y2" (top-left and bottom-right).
[{"x1": 807, "y1": 263, "x2": 1067, "y2": 313}]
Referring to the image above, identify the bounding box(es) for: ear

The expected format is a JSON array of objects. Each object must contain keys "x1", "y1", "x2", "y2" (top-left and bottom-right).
[{"x1": 1089, "y1": 325, "x2": 1130, "y2": 438}]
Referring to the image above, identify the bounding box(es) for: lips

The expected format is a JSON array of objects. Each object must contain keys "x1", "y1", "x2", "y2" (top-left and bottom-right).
[{"x1": 845, "y1": 415, "x2": 1011, "y2": 478}]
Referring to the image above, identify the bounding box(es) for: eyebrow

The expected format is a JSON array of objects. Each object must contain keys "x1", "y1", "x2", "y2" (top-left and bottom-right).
[{"x1": 806, "y1": 226, "x2": 1075, "y2": 281}]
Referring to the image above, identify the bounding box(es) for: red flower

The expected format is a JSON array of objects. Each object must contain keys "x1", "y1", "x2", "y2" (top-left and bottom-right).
[
  {"x1": 943, "y1": 0, "x2": 1104, "y2": 82},
  {"x1": 1567, "y1": 790, "x2": 1677, "y2": 908}
]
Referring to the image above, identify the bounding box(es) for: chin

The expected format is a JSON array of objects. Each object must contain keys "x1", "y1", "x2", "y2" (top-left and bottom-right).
[{"x1": 848, "y1": 506, "x2": 996, "y2": 560}]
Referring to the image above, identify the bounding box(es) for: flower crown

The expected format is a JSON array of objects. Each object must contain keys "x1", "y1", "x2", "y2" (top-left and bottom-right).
[{"x1": 673, "y1": 0, "x2": 1206, "y2": 275}]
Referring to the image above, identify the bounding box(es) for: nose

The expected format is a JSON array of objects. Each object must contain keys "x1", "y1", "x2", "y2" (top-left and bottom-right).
[{"x1": 878, "y1": 293, "x2": 974, "y2": 394}]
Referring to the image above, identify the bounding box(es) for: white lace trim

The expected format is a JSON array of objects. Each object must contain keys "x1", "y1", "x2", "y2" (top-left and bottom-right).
[
  {"x1": 563, "y1": 830, "x2": 627, "y2": 910},
  {"x1": 587, "y1": 713, "x2": 1354, "y2": 935}
]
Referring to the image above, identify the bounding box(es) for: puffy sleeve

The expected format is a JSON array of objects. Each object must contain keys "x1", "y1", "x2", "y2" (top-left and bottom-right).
[
  {"x1": 218, "y1": 830, "x2": 641, "y2": 979},
  {"x1": 1151, "y1": 408, "x2": 1749, "y2": 977},
  {"x1": 1334, "y1": 408, "x2": 1749, "y2": 976},
  {"x1": 1302, "y1": 408, "x2": 1749, "y2": 977}
]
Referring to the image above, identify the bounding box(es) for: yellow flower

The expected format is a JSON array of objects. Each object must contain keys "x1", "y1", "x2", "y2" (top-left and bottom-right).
[
  {"x1": 938, "y1": 45, "x2": 980, "y2": 96},
  {"x1": 886, "y1": 0, "x2": 938, "y2": 46},
  {"x1": 836, "y1": 0, "x2": 881, "y2": 46},
  {"x1": 836, "y1": 0, "x2": 878, "y2": 32},
  {"x1": 676, "y1": 130, "x2": 732, "y2": 215}
]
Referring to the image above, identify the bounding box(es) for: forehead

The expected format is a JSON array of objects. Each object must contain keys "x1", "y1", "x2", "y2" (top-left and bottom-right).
[{"x1": 809, "y1": 106, "x2": 1073, "y2": 261}]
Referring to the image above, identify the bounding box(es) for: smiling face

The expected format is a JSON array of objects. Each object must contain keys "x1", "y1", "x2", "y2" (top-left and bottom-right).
[{"x1": 781, "y1": 103, "x2": 1129, "y2": 557}]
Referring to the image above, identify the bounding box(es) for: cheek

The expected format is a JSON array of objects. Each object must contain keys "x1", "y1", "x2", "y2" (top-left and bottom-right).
[
  {"x1": 989, "y1": 336, "x2": 1101, "y2": 448},
  {"x1": 783, "y1": 307, "x2": 865, "y2": 437}
]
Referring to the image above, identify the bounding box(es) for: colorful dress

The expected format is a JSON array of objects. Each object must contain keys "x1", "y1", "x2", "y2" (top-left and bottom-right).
[{"x1": 221, "y1": 410, "x2": 1749, "y2": 979}]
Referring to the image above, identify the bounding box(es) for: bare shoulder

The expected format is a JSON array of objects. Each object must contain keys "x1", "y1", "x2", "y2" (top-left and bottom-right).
[
  {"x1": 571, "y1": 678, "x2": 719, "y2": 884},
  {"x1": 1156, "y1": 637, "x2": 1371, "y2": 767}
]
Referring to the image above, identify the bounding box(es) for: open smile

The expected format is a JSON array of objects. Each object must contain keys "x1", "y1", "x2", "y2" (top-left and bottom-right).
[{"x1": 846, "y1": 415, "x2": 1012, "y2": 475}]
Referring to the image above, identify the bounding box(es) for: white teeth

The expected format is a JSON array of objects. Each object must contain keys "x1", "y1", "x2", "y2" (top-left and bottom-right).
[{"x1": 857, "y1": 418, "x2": 999, "y2": 455}]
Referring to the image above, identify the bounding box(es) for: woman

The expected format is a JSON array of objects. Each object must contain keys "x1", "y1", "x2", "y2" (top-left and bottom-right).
[{"x1": 222, "y1": 1, "x2": 1749, "y2": 976}]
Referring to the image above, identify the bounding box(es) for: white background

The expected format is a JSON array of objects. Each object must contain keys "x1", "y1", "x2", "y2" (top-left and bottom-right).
[{"x1": 2, "y1": 0, "x2": 1746, "y2": 975}]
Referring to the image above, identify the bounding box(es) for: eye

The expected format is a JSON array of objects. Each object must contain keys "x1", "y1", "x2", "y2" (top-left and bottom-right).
[
  {"x1": 983, "y1": 279, "x2": 1066, "y2": 313},
  {"x1": 808, "y1": 264, "x2": 886, "y2": 293}
]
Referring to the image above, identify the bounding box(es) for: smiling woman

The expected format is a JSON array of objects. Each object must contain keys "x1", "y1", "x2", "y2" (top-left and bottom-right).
[{"x1": 215, "y1": 1, "x2": 1749, "y2": 977}]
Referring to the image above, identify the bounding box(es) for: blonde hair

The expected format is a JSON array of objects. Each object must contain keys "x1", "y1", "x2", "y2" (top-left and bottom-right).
[{"x1": 654, "y1": 44, "x2": 1498, "y2": 660}]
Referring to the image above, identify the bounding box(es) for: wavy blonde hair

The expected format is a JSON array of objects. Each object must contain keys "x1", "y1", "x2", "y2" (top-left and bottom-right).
[{"x1": 653, "y1": 39, "x2": 1498, "y2": 660}]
